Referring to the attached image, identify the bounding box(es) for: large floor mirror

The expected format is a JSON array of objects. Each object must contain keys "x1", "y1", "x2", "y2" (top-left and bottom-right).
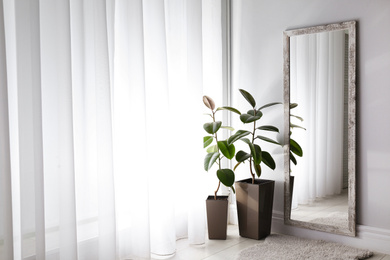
[{"x1": 283, "y1": 21, "x2": 356, "y2": 236}]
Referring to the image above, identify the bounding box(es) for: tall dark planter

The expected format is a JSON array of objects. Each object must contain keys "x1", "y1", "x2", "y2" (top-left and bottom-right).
[
  {"x1": 206, "y1": 195, "x2": 229, "y2": 239},
  {"x1": 289, "y1": 175, "x2": 295, "y2": 210},
  {"x1": 235, "y1": 178, "x2": 275, "y2": 240}
]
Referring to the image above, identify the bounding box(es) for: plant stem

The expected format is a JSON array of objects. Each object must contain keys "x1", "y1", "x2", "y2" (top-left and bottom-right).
[
  {"x1": 250, "y1": 110, "x2": 257, "y2": 184},
  {"x1": 212, "y1": 110, "x2": 221, "y2": 199},
  {"x1": 214, "y1": 181, "x2": 220, "y2": 200},
  {"x1": 249, "y1": 158, "x2": 255, "y2": 184}
]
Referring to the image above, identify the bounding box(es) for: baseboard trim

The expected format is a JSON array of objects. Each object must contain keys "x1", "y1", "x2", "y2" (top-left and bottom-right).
[{"x1": 271, "y1": 210, "x2": 390, "y2": 255}]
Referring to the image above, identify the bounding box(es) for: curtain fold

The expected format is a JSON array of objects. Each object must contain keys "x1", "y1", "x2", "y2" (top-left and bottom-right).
[
  {"x1": 290, "y1": 30, "x2": 345, "y2": 206},
  {"x1": 0, "y1": 0, "x2": 225, "y2": 259}
]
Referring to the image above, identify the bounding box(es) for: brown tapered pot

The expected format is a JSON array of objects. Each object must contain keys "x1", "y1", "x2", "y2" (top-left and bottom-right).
[
  {"x1": 235, "y1": 178, "x2": 275, "y2": 240},
  {"x1": 206, "y1": 195, "x2": 229, "y2": 240}
]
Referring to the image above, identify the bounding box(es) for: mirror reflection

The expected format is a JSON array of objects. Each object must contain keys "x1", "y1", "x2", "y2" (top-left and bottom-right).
[{"x1": 283, "y1": 21, "x2": 356, "y2": 236}]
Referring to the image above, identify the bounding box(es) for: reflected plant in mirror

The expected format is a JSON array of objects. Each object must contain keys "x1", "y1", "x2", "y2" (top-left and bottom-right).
[
  {"x1": 289, "y1": 103, "x2": 305, "y2": 167},
  {"x1": 283, "y1": 21, "x2": 356, "y2": 236}
]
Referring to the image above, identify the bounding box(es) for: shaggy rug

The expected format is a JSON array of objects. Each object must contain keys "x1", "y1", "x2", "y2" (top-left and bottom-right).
[
  {"x1": 236, "y1": 234, "x2": 373, "y2": 260},
  {"x1": 310, "y1": 211, "x2": 349, "y2": 229}
]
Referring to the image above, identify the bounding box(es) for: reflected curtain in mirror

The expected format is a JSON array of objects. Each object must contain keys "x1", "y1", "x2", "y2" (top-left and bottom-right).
[{"x1": 290, "y1": 30, "x2": 346, "y2": 208}]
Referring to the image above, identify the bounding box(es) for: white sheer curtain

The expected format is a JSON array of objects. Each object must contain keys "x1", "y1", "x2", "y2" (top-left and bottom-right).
[
  {"x1": 290, "y1": 30, "x2": 345, "y2": 207},
  {"x1": 0, "y1": 0, "x2": 225, "y2": 259}
]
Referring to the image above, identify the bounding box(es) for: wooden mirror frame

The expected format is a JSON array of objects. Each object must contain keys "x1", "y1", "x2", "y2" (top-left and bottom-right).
[{"x1": 283, "y1": 21, "x2": 357, "y2": 236}]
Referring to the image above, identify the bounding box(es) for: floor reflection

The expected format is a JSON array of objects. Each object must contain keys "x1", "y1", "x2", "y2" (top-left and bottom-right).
[{"x1": 291, "y1": 189, "x2": 348, "y2": 229}]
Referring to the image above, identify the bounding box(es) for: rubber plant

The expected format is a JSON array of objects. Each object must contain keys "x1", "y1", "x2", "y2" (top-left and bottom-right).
[
  {"x1": 227, "y1": 89, "x2": 282, "y2": 184},
  {"x1": 289, "y1": 103, "x2": 305, "y2": 166},
  {"x1": 203, "y1": 95, "x2": 240, "y2": 199}
]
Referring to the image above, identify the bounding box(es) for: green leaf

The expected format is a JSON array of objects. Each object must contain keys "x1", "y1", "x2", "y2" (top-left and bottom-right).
[
  {"x1": 217, "y1": 106, "x2": 241, "y2": 115},
  {"x1": 203, "y1": 136, "x2": 213, "y2": 148},
  {"x1": 290, "y1": 139, "x2": 303, "y2": 157},
  {"x1": 235, "y1": 150, "x2": 251, "y2": 162},
  {"x1": 257, "y1": 125, "x2": 279, "y2": 133},
  {"x1": 290, "y1": 123, "x2": 306, "y2": 130},
  {"x1": 240, "y1": 138, "x2": 252, "y2": 145},
  {"x1": 290, "y1": 103, "x2": 298, "y2": 109},
  {"x1": 254, "y1": 164, "x2": 262, "y2": 177},
  {"x1": 290, "y1": 152, "x2": 297, "y2": 165},
  {"x1": 203, "y1": 121, "x2": 222, "y2": 134},
  {"x1": 230, "y1": 185, "x2": 235, "y2": 194},
  {"x1": 204, "y1": 152, "x2": 219, "y2": 171},
  {"x1": 203, "y1": 95, "x2": 215, "y2": 110},
  {"x1": 206, "y1": 144, "x2": 218, "y2": 153},
  {"x1": 256, "y1": 135, "x2": 281, "y2": 146},
  {"x1": 221, "y1": 126, "x2": 234, "y2": 131},
  {"x1": 247, "y1": 109, "x2": 262, "y2": 117},
  {"x1": 291, "y1": 114, "x2": 304, "y2": 122},
  {"x1": 239, "y1": 89, "x2": 256, "y2": 108},
  {"x1": 261, "y1": 151, "x2": 276, "y2": 170},
  {"x1": 258, "y1": 102, "x2": 282, "y2": 111},
  {"x1": 217, "y1": 141, "x2": 235, "y2": 160},
  {"x1": 240, "y1": 113, "x2": 261, "y2": 124},
  {"x1": 233, "y1": 161, "x2": 242, "y2": 171},
  {"x1": 240, "y1": 138, "x2": 261, "y2": 164},
  {"x1": 217, "y1": 168, "x2": 235, "y2": 187},
  {"x1": 227, "y1": 130, "x2": 251, "y2": 145},
  {"x1": 253, "y1": 144, "x2": 262, "y2": 165}
]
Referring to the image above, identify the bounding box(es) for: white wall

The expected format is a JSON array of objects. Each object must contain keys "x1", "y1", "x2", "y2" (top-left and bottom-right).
[{"x1": 231, "y1": 0, "x2": 390, "y2": 254}]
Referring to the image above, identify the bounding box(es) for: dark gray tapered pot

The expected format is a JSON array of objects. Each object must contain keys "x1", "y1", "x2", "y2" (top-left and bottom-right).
[
  {"x1": 289, "y1": 175, "x2": 295, "y2": 210},
  {"x1": 235, "y1": 178, "x2": 275, "y2": 240},
  {"x1": 206, "y1": 195, "x2": 229, "y2": 240}
]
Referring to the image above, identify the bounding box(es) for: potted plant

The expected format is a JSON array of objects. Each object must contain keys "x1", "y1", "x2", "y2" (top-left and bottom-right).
[
  {"x1": 227, "y1": 89, "x2": 282, "y2": 240},
  {"x1": 203, "y1": 95, "x2": 238, "y2": 239}
]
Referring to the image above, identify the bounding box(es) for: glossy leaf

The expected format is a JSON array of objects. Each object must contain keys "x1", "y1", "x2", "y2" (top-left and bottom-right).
[
  {"x1": 290, "y1": 152, "x2": 297, "y2": 165},
  {"x1": 217, "y1": 169, "x2": 235, "y2": 187},
  {"x1": 221, "y1": 126, "x2": 234, "y2": 131},
  {"x1": 204, "y1": 152, "x2": 219, "y2": 171},
  {"x1": 257, "y1": 125, "x2": 279, "y2": 133},
  {"x1": 203, "y1": 136, "x2": 213, "y2": 148},
  {"x1": 247, "y1": 109, "x2": 262, "y2": 117},
  {"x1": 290, "y1": 123, "x2": 306, "y2": 130},
  {"x1": 291, "y1": 114, "x2": 304, "y2": 122},
  {"x1": 240, "y1": 138, "x2": 259, "y2": 164},
  {"x1": 230, "y1": 185, "x2": 235, "y2": 194},
  {"x1": 256, "y1": 135, "x2": 281, "y2": 146},
  {"x1": 228, "y1": 130, "x2": 251, "y2": 145},
  {"x1": 240, "y1": 113, "x2": 261, "y2": 124},
  {"x1": 217, "y1": 141, "x2": 235, "y2": 160},
  {"x1": 203, "y1": 95, "x2": 215, "y2": 110},
  {"x1": 290, "y1": 139, "x2": 303, "y2": 157},
  {"x1": 217, "y1": 106, "x2": 241, "y2": 115},
  {"x1": 258, "y1": 102, "x2": 282, "y2": 111},
  {"x1": 206, "y1": 144, "x2": 218, "y2": 153},
  {"x1": 240, "y1": 138, "x2": 252, "y2": 145},
  {"x1": 254, "y1": 164, "x2": 262, "y2": 177},
  {"x1": 290, "y1": 103, "x2": 298, "y2": 109},
  {"x1": 233, "y1": 161, "x2": 242, "y2": 171},
  {"x1": 203, "y1": 121, "x2": 222, "y2": 134},
  {"x1": 253, "y1": 144, "x2": 262, "y2": 165},
  {"x1": 239, "y1": 89, "x2": 256, "y2": 108},
  {"x1": 241, "y1": 138, "x2": 262, "y2": 165},
  {"x1": 261, "y1": 151, "x2": 276, "y2": 170},
  {"x1": 235, "y1": 150, "x2": 251, "y2": 162}
]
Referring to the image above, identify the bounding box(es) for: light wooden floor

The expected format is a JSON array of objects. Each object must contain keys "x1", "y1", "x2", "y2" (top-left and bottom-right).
[{"x1": 150, "y1": 225, "x2": 390, "y2": 260}]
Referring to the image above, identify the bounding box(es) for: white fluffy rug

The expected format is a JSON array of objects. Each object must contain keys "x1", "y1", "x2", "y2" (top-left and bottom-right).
[
  {"x1": 310, "y1": 211, "x2": 349, "y2": 229},
  {"x1": 236, "y1": 234, "x2": 373, "y2": 260}
]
